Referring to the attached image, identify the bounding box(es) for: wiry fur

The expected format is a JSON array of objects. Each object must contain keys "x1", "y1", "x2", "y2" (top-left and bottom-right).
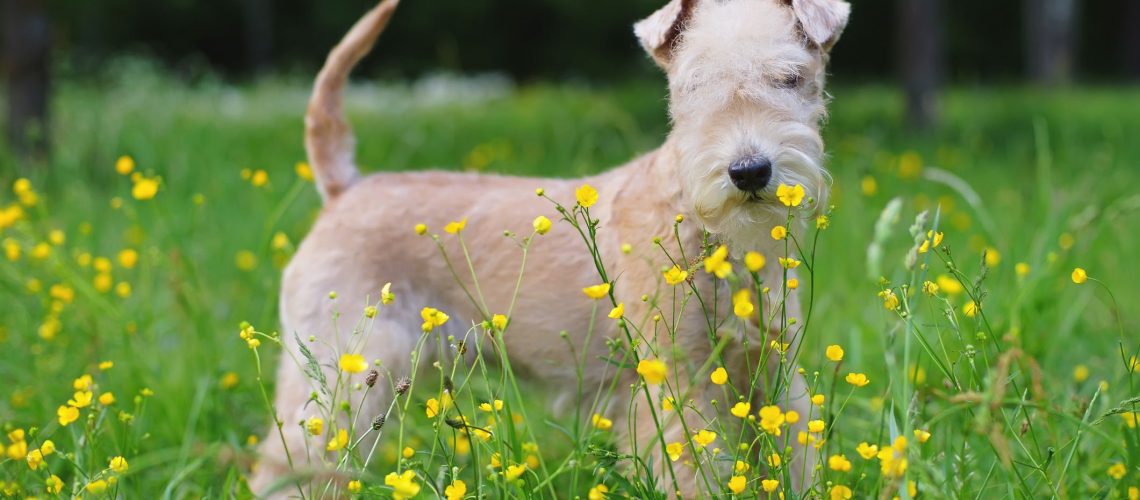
[{"x1": 251, "y1": 0, "x2": 848, "y2": 497}]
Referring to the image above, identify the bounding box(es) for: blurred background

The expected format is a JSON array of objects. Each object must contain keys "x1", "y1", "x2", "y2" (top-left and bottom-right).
[{"x1": 3, "y1": 0, "x2": 1140, "y2": 158}]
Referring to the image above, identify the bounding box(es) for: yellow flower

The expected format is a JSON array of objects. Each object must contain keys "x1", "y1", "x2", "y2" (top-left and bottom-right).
[
  {"x1": 771, "y1": 225, "x2": 787, "y2": 240},
  {"x1": 403, "y1": 446, "x2": 415, "y2": 459},
  {"x1": 829, "y1": 484, "x2": 853, "y2": 500},
  {"x1": 347, "y1": 480, "x2": 362, "y2": 493},
  {"x1": 761, "y1": 479, "x2": 779, "y2": 493},
  {"x1": 306, "y1": 417, "x2": 324, "y2": 436},
  {"x1": 735, "y1": 460, "x2": 750, "y2": 473},
  {"x1": 808, "y1": 419, "x2": 825, "y2": 433},
  {"x1": 607, "y1": 303, "x2": 624, "y2": 319},
  {"x1": 730, "y1": 402, "x2": 751, "y2": 418},
  {"x1": 1109, "y1": 462, "x2": 1127, "y2": 480},
  {"x1": 1015, "y1": 262, "x2": 1030, "y2": 278},
  {"x1": 787, "y1": 277, "x2": 799, "y2": 289},
  {"x1": 828, "y1": 454, "x2": 852, "y2": 472},
  {"x1": 326, "y1": 429, "x2": 348, "y2": 451},
  {"x1": 381, "y1": 282, "x2": 394, "y2": 305},
  {"x1": 340, "y1": 353, "x2": 368, "y2": 373},
  {"x1": 776, "y1": 183, "x2": 806, "y2": 207},
  {"x1": 1071, "y1": 267, "x2": 1088, "y2": 284},
  {"x1": 1073, "y1": 364, "x2": 1090, "y2": 383},
  {"x1": 732, "y1": 289, "x2": 754, "y2": 318},
  {"x1": 533, "y1": 215, "x2": 552, "y2": 235},
  {"x1": 984, "y1": 246, "x2": 1001, "y2": 267},
  {"x1": 40, "y1": 440, "x2": 55, "y2": 456},
  {"x1": 637, "y1": 359, "x2": 668, "y2": 384},
  {"x1": 504, "y1": 463, "x2": 527, "y2": 481},
  {"x1": 250, "y1": 169, "x2": 269, "y2": 187},
  {"x1": 384, "y1": 470, "x2": 421, "y2": 499},
  {"x1": 492, "y1": 314, "x2": 508, "y2": 331},
  {"x1": 744, "y1": 251, "x2": 766, "y2": 272},
  {"x1": 778, "y1": 257, "x2": 801, "y2": 269},
  {"x1": 710, "y1": 367, "x2": 728, "y2": 385},
  {"x1": 132, "y1": 176, "x2": 160, "y2": 200},
  {"x1": 116, "y1": 155, "x2": 135, "y2": 175},
  {"x1": 295, "y1": 162, "x2": 314, "y2": 181},
  {"x1": 69, "y1": 390, "x2": 94, "y2": 408},
  {"x1": 592, "y1": 413, "x2": 613, "y2": 431},
  {"x1": 31, "y1": 242, "x2": 51, "y2": 260},
  {"x1": 58, "y1": 405, "x2": 79, "y2": 426},
  {"x1": 922, "y1": 280, "x2": 939, "y2": 296},
  {"x1": 812, "y1": 394, "x2": 825, "y2": 406},
  {"x1": 703, "y1": 245, "x2": 732, "y2": 278},
  {"x1": 879, "y1": 289, "x2": 900, "y2": 310},
  {"x1": 445, "y1": 479, "x2": 467, "y2": 500},
  {"x1": 420, "y1": 307, "x2": 450, "y2": 332},
  {"x1": 444, "y1": 217, "x2": 467, "y2": 234},
  {"x1": 856, "y1": 442, "x2": 878, "y2": 459},
  {"x1": 963, "y1": 300, "x2": 979, "y2": 318},
  {"x1": 2, "y1": 239, "x2": 19, "y2": 261},
  {"x1": 364, "y1": 305, "x2": 378, "y2": 318},
  {"x1": 587, "y1": 484, "x2": 608, "y2": 500},
  {"x1": 99, "y1": 392, "x2": 116, "y2": 406},
  {"x1": 785, "y1": 410, "x2": 800, "y2": 424},
  {"x1": 825, "y1": 345, "x2": 844, "y2": 362},
  {"x1": 575, "y1": 184, "x2": 598, "y2": 207},
  {"x1": 87, "y1": 479, "x2": 109, "y2": 494},
  {"x1": 247, "y1": 338, "x2": 261, "y2": 349},
  {"x1": 666, "y1": 442, "x2": 684, "y2": 461},
  {"x1": 110, "y1": 455, "x2": 129, "y2": 473},
  {"x1": 414, "y1": 223, "x2": 427, "y2": 235},
  {"x1": 692, "y1": 429, "x2": 717, "y2": 447},
  {"x1": 914, "y1": 429, "x2": 931, "y2": 443},
  {"x1": 936, "y1": 274, "x2": 964, "y2": 294},
  {"x1": 582, "y1": 283, "x2": 611, "y2": 300},
  {"x1": 877, "y1": 436, "x2": 908, "y2": 478},
  {"x1": 758, "y1": 405, "x2": 785, "y2": 436},
  {"x1": 235, "y1": 250, "x2": 257, "y2": 271},
  {"x1": 116, "y1": 281, "x2": 132, "y2": 298},
  {"x1": 662, "y1": 397, "x2": 675, "y2": 411},
  {"x1": 663, "y1": 265, "x2": 688, "y2": 285},
  {"x1": 1130, "y1": 486, "x2": 1139, "y2": 500},
  {"x1": 271, "y1": 232, "x2": 290, "y2": 251},
  {"x1": 27, "y1": 449, "x2": 44, "y2": 470},
  {"x1": 426, "y1": 398, "x2": 443, "y2": 418},
  {"x1": 845, "y1": 373, "x2": 870, "y2": 387},
  {"x1": 767, "y1": 453, "x2": 782, "y2": 468},
  {"x1": 479, "y1": 399, "x2": 503, "y2": 412},
  {"x1": 816, "y1": 215, "x2": 831, "y2": 229},
  {"x1": 727, "y1": 475, "x2": 747, "y2": 494},
  {"x1": 46, "y1": 475, "x2": 63, "y2": 494}
]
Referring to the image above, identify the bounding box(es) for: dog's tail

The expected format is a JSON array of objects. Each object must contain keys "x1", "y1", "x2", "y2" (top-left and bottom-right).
[{"x1": 305, "y1": 0, "x2": 400, "y2": 202}]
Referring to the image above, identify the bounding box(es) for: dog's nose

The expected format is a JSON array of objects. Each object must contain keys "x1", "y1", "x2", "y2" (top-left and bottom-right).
[{"x1": 728, "y1": 155, "x2": 772, "y2": 192}]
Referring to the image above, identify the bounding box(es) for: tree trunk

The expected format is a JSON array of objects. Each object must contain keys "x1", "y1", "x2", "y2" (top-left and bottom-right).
[
  {"x1": 243, "y1": 0, "x2": 273, "y2": 74},
  {"x1": 899, "y1": 0, "x2": 943, "y2": 130},
  {"x1": 1125, "y1": 0, "x2": 1140, "y2": 80},
  {"x1": 3, "y1": 0, "x2": 51, "y2": 160},
  {"x1": 1024, "y1": 0, "x2": 1077, "y2": 86}
]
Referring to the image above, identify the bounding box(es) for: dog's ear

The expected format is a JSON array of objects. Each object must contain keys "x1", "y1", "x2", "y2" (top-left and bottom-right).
[
  {"x1": 788, "y1": 0, "x2": 850, "y2": 50},
  {"x1": 634, "y1": 0, "x2": 699, "y2": 70}
]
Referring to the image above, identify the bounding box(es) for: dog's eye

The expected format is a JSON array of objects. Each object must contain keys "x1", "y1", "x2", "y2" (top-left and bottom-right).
[{"x1": 774, "y1": 73, "x2": 803, "y2": 89}]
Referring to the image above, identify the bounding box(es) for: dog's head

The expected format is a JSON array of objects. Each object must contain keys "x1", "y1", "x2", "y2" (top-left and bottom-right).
[{"x1": 636, "y1": 0, "x2": 848, "y2": 251}]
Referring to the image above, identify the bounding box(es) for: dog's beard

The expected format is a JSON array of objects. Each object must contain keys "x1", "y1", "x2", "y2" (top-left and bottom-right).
[{"x1": 682, "y1": 140, "x2": 827, "y2": 254}]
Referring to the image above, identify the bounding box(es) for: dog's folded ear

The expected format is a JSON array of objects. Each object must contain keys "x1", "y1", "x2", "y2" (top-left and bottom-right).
[
  {"x1": 634, "y1": 0, "x2": 699, "y2": 70},
  {"x1": 788, "y1": 0, "x2": 850, "y2": 50}
]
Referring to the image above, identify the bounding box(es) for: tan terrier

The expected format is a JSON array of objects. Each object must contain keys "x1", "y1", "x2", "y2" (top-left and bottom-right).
[{"x1": 251, "y1": 0, "x2": 848, "y2": 496}]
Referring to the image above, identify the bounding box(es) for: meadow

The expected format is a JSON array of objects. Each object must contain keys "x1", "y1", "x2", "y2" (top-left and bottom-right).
[{"x1": 1, "y1": 64, "x2": 1138, "y2": 498}]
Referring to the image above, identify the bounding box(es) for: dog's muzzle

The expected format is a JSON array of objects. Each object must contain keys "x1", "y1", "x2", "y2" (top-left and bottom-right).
[{"x1": 728, "y1": 154, "x2": 773, "y2": 194}]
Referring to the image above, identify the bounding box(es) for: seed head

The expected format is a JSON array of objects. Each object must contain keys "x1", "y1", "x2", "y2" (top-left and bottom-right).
[
  {"x1": 372, "y1": 415, "x2": 386, "y2": 431},
  {"x1": 365, "y1": 370, "x2": 379, "y2": 388},
  {"x1": 395, "y1": 377, "x2": 411, "y2": 395}
]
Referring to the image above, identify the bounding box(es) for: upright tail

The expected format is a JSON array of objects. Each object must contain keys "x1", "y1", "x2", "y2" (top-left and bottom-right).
[{"x1": 305, "y1": 0, "x2": 400, "y2": 202}]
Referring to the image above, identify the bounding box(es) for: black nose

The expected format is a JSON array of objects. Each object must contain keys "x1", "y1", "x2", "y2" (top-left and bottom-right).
[{"x1": 728, "y1": 155, "x2": 772, "y2": 192}]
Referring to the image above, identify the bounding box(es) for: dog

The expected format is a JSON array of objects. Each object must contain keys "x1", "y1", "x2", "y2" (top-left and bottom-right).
[{"x1": 250, "y1": 0, "x2": 848, "y2": 496}]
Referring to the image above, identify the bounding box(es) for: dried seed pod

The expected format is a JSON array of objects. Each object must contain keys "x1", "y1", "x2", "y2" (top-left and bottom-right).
[
  {"x1": 394, "y1": 377, "x2": 411, "y2": 396},
  {"x1": 365, "y1": 370, "x2": 379, "y2": 388},
  {"x1": 372, "y1": 415, "x2": 386, "y2": 431}
]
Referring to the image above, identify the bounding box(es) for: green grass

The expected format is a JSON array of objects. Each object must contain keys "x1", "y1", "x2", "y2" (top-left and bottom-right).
[{"x1": 1, "y1": 66, "x2": 1138, "y2": 498}]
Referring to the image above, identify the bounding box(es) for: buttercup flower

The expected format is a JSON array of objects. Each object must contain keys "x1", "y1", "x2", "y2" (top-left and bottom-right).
[
  {"x1": 58, "y1": 405, "x2": 79, "y2": 426},
  {"x1": 608, "y1": 303, "x2": 624, "y2": 319},
  {"x1": 758, "y1": 405, "x2": 785, "y2": 435},
  {"x1": 582, "y1": 283, "x2": 611, "y2": 299},
  {"x1": 588, "y1": 484, "x2": 608, "y2": 500},
  {"x1": 877, "y1": 436, "x2": 908, "y2": 478},
  {"x1": 762, "y1": 479, "x2": 780, "y2": 493},
  {"x1": 492, "y1": 314, "x2": 508, "y2": 331},
  {"x1": 307, "y1": 417, "x2": 324, "y2": 436},
  {"x1": 110, "y1": 456, "x2": 129, "y2": 473},
  {"x1": 828, "y1": 454, "x2": 852, "y2": 472},
  {"x1": 922, "y1": 280, "x2": 939, "y2": 295},
  {"x1": 728, "y1": 475, "x2": 747, "y2": 494},
  {"x1": 421, "y1": 307, "x2": 450, "y2": 332},
  {"x1": 1071, "y1": 267, "x2": 1088, "y2": 284},
  {"x1": 637, "y1": 359, "x2": 667, "y2": 384},
  {"x1": 1109, "y1": 462, "x2": 1127, "y2": 480},
  {"x1": 826, "y1": 345, "x2": 844, "y2": 362},
  {"x1": 845, "y1": 373, "x2": 870, "y2": 387},
  {"x1": 592, "y1": 414, "x2": 613, "y2": 431},
  {"x1": 347, "y1": 480, "x2": 362, "y2": 493},
  {"x1": 663, "y1": 265, "x2": 688, "y2": 285},
  {"x1": 778, "y1": 257, "x2": 801, "y2": 269},
  {"x1": 963, "y1": 300, "x2": 979, "y2": 318},
  {"x1": 710, "y1": 367, "x2": 728, "y2": 385},
  {"x1": 807, "y1": 420, "x2": 825, "y2": 433},
  {"x1": 505, "y1": 463, "x2": 527, "y2": 481},
  {"x1": 533, "y1": 215, "x2": 552, "y2": 235},
  {"x1": 879, "y1": 289, "x2": 900, "y2": 310},
  {"x1": 914, "y1": 429, "x2": 931, "y2": 443},
  {"x1": 116, "y1": 155, "x2": 135, "y2": 175},
  {"x1": 576, "y1": 184, "x2": 598, "y2": 207},
  {"x1": 856, "y1": 442, "x2": 878, "y2": 459},
  {"x1": 446, "y1": 480, "x2": 467, "y2": 500},
  {"x1": 414, "y1": 223, "x2": 427, "y2": 235},
  {"x1": 732, "y1": 289, "x2": 754, "y2": 318},
  {"x1": 767, "y1": 453, "x2": 782, "y2": 468},
  {"x1": 730, "y1": 402, "x2": 751, "y2": 418},
  {"x1": 692, "y1": 429, "x2": 717, "y2": 447},
  {"x1": 326, "y1": 429, "x2": 348, "y2": 451},
  {"x1": 666, "y1": 442, "x2": 684, "y2": 461},
  {"x1": 340, "y1": 353, "x2": 368, "y2": 373},
  {"x1": 384, "y1": 470, "x2": 421, "y2": 499},
  {"x1": 444, "y1": 218, "x2": 467, "y2": 234},
  {"x1": 776, "y1": 183, "x2": 806, "y2": 207},
  {"x1": 703, "y1": 245, "x2": 732, "y2": 278},
  {"x1": 771, "y1": 225, "x2": 787, "y2": 240},
  {"x1": 830, "y1": 485, "x2": 853, "y2": 500},
  {"x1": 744, "y1": 251, "x2": 766, "y2": 272}
]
